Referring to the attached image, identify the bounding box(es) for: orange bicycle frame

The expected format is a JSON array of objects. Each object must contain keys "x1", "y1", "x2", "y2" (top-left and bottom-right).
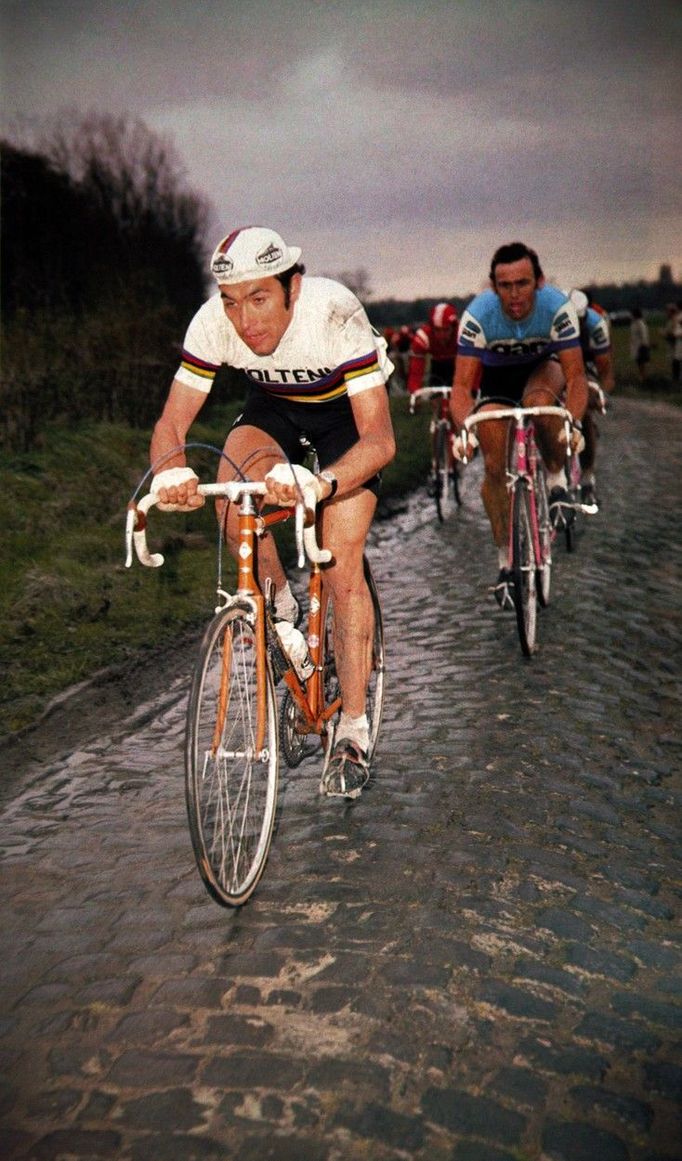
[{"x1": 257, "y1": 506, "x2": 342, "y2": 740}]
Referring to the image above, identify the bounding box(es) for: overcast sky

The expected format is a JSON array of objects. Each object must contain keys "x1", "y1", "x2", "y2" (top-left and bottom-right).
[{"x1": 2, "y1": 0, "x2": 680, "y2": 299}]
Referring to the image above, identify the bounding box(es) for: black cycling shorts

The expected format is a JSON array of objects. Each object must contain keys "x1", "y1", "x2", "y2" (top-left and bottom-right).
[
  {"x1": 479, "y1": 355, "x2": 558, "y2": 405},
  {"x1": 231, "y1": 388, "x2": 382, "y2": 497}
]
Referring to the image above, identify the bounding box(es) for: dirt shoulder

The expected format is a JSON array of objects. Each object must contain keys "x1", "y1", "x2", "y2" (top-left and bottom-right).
[{"x1": 1, "y1": 628, "x2": 201, "y2": 777}]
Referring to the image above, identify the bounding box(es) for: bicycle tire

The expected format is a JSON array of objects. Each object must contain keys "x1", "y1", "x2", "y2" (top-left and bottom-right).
[
  {"x1": 534, "y1": 462, "x2": 552, "y2": 608},
  {"x1": 564, "y1": 451, "x2": 580, "y2": 552},
  {"x1": 280, "y1": 688, "x2": 314, "y2": 768},
  {"x1": 321, "y1": 557, "x2": 386, "y2": 761},
  {"x1": 452, "y1": 460, "x2": 462, "y2": 508},
  {"x1": 434, "y1": 423, "x2": 453, "y2": 522},
  {"x1": 185, "y1": 605, "x2": 279, "y2": 907},
  {"x1": 364, "y1": 558, "x2": 386, "y2": 760},
  {"x1": 511, "y1": 480, "x2": 537, "y2": 657}
]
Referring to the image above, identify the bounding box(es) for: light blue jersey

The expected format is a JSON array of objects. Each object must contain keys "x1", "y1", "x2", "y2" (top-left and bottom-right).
[
  {"x1": 582, "y1": 306, "x2": 611, "y2": 356},
  {"x1": 458, "y1": 285, "x2": 581, "y2": 369}
]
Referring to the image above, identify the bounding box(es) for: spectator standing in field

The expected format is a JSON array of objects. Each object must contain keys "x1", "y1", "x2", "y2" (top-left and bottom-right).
[
  {"x1": 630, "y1": 308, "x2": 650, "y2": 383},
  {"x1": 661, "y1": 302, "x2": 682, "y2": 384}
]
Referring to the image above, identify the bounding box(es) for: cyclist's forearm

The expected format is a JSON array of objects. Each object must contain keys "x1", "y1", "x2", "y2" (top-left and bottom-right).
[
  {"x1": 451, "y1": 383, "x2": 476, "y2": 429},
  {"x1": 406, "y1": 355, "x2": 425, "y2": 394},
  {"x1": 150, "y1": 414, "x2": 191, "y2": 471},
  {"x1": 565, "y1": 371, "x2": 589, "y2": 423},
  {"x1": 595, "y1": 353, "x2": 615, "y2": 393},
  {"x1": 327, "y1": 431, "x2": 396, "y2": 497},
  {"x1": 150, "y1": 381, "x2": 206, "y2": 472},
  {"x1": 450, "y1": 356, "x2": 481, "y2": 428}
]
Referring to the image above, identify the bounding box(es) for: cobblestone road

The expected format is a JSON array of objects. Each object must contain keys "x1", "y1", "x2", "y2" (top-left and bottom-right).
[{"x1": 1, "y1": 396, "x2": 680, "y2": 1161}]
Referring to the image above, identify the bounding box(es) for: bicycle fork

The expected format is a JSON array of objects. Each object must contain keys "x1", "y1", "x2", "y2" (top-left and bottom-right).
[
  {"x1": 507, "y1": 420, "x2": 546, "y2": 569},
  {"x1": 212, "y1": 496, "x2": 270, "y2": 758}
]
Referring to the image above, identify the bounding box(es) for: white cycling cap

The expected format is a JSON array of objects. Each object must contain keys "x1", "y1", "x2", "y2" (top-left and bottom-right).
[
  {"x1": 210, "y1": 226, "x2": 302, "y2": 285},
  {"x1": 568, "y1": 288, "x2": 589, "y2": 318}
]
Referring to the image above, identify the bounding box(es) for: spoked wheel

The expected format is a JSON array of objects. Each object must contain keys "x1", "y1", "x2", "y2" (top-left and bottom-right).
[
  {"x1": 452, "y1": 461, "x2": 462, "y2": 507},
  {"x1": 280, "y1": 689, "x2": 315, "y2": 768},
  {"x1": 364, "y1": 558, "x2": 386, "y2": 760},
  {"x1": 534, "y1": 464, "x2": 552, "y2": 608},
  {"x1": 321, "y1": 557, "x2": 386, "y2": 762},
  {"x1": 564, "y1": 452, "x2": 580, "y2": 552},
  {"x1": 434, "y1": 424, "x2": 457, "y2": 522},
  {"x1": 511, "y1": 480, "x2": 538, "y2": 657},
  {"x1": 185, "y1": 606, "x2": 279, "y2": 907}
]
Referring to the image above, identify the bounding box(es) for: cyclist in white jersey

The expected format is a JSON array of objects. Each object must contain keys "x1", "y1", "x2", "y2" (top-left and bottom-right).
[
  {"x1": 149, "y1": 226, "x2": 396, "y2": 798},
  {"x1": 450, "y1": 242, "x2": 588, "y2": 608}
]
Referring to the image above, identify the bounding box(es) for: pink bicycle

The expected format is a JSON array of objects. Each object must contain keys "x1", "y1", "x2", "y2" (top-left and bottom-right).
[{"x1": 464, "y1": 404, "x2": 581, "y2": 657}]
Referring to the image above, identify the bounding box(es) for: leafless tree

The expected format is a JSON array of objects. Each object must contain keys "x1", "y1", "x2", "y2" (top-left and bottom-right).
[
  {"x1": 40, "y1": 110, "x2": 209, "y2": 246},
  {"x1": 328, "y1": 267, "x2": 372, "y2": 301}
]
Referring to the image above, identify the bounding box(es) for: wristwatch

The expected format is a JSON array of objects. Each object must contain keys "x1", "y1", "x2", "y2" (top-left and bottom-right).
[{"x1": 317, "y1": 469, "x2": 338, "y2": 499}]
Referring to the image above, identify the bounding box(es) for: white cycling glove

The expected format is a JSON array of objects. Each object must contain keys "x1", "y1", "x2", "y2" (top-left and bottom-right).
[
  {"x1": 451, "y1": 430, "x2": 478, "y2": 462},
  {"x1": 151, "y1": 466, "x2": 199, "y2": 511},
  {"x1": 264, "y1": 462, "x2": 323, "y2": 501},
  {"x1": 558, "y1": 420, "x2": 585, "y2": 455}
]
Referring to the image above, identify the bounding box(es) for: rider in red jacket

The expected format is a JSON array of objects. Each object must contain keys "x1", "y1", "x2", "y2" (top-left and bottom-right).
[{"x1": 407, "y1": 302, "x2": 459, "y2": 395}]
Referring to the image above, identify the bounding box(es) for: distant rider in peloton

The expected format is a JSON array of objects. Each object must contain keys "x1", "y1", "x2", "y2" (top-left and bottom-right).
[
  {"x1": 149, "y1": 226, "x2": 396, "y2": 799},
  {"x1": 407, "y1": 302, "x2": 459, "y2": 396},
  {"x1": 450, "y1": 242, "x2": 588, "y2": 609},
  {"x1": 569, "y1": 288, "x2": 615, "y2": 509},
  {"x1": 408, "y1": 303, "x2": 460, "y2": 493}
]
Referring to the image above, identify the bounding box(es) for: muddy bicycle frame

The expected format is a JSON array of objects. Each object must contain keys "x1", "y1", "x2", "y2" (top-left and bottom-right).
[
  {"x1": 237, "y1": 488, "x2": 342, "y2": 752},
  {"x1": 126, "y1": 479, "x2": 340, "y2": 756},
  {"x1": 463, "y1": 403, "x2": 581, "y2": 656},
  {"x1": 464, "y1": 403, "x2": 573, "y2": 562}
]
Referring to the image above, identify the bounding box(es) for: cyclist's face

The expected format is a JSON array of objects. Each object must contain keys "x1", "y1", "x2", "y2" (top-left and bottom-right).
[
  {"x1": 492, "y1": 258, "x2": 541, "y2": 321},
  {"x1": 219, "y1": 274, "x2": 301, "y2": 355}
]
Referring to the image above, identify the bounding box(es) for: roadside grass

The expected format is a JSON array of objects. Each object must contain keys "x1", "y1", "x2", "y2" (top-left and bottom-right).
[
  {"x1": 0, "y1": 395, "x2": 432, "y2": 736},
  {"x1": 608, "y1": 317, "x2": 681, "y2": 402},
  {"x1": 3, "y1": 317, "x2": 679, "y2": 740}
]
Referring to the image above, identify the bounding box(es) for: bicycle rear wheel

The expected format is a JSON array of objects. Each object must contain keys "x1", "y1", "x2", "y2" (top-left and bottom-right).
[
  {"x1": 564, "y1": 450, "x2": 581, "y2": 552},
  {"x1": 452, "y1": 460, "x2": 462, "y2": 508},
  {"x1": 280, "y1": 687, "x2": 314, "y2": 767},
  {"x1": 321, "y1": 557, "x2": 385, "y2": 761},
  {"x1": 534, "y1": 463, "x2": 552, "y2": 608},
  {"x1": 511, "y1": 480, "x2": 538, "y2": 657},
  {"x1": 434, "y1": 423, "x2": 454, "y2": 522},
  {"x1": 185, "y1": 605, "x2": 279, "y2": 907}
]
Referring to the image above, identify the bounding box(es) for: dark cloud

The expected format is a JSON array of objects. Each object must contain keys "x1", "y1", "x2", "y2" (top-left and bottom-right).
[{"x1": 2, "y1": 0, "x2": 680, "y2": 295}]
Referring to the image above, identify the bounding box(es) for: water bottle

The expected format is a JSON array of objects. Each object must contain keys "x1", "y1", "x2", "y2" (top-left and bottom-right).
[{"x1": 275, "y1": 621, "x2": 315, "y2": 681}]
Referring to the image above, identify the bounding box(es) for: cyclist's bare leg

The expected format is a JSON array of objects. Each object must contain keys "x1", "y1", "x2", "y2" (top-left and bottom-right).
[
  {"x1": 217, "y1": 423, "x2": 290, "y2": 594},
  {"x1": 319, "y1": 487, "x2": 377, "y2": 721},
  {"x1": 522, "y1": 360, "x2": 566, "y2": 476},
  {"x1": 579, "y1": 406, "x2": 598, "y2": 479},
  {"x1": 477, "y1": 403, "x2": 511, "y2": 556}
]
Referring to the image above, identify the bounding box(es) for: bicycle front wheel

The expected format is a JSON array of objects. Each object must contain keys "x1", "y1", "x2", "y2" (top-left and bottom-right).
[
  {"x1": 185, "y1": 606, "x2": 279, "y2": 907},
  {"x1": 534, "y1": 463, "x2": 552, "y2": 608},
  {"x1": 364, "y1": 557, "x2": 386, "y2": 760},
  {"x1": 564, "y1": 450, "x2": 581, "y2": 552},
  {"x1": 511, "y1": 481, "x2": 538, "y2": 657}
]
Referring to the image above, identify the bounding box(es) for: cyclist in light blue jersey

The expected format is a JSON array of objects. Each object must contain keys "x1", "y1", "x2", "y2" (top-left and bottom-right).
[
  {"x1": 450, "y1": 242, "x2": 588, "y2": 608},
  {"x1": 569, "y1": 288, "x2": 614, "y2": 508}
]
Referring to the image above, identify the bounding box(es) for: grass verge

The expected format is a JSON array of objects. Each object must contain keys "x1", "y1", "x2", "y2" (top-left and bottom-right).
[{"x1": 0, "y1": 395, "x2": 433, "y2": 736}]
